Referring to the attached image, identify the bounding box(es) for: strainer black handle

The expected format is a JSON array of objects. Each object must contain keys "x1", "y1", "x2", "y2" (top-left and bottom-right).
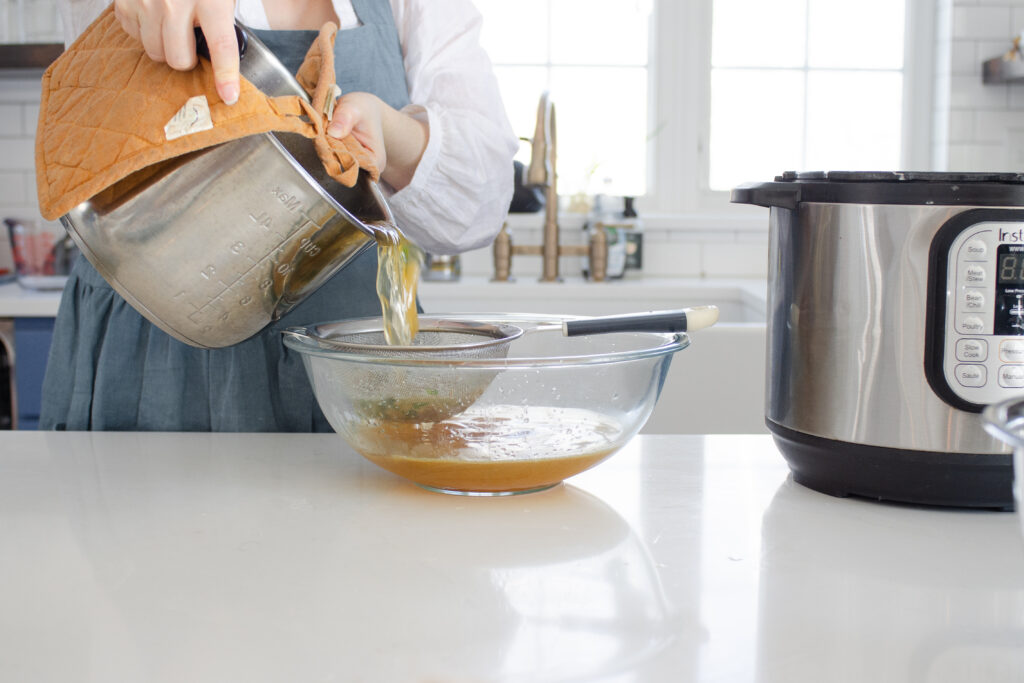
[{"x1": 563, "y1": 306, "x2": 719, "y2": 336}]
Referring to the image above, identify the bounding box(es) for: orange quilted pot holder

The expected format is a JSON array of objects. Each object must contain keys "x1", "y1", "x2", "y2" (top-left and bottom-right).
[{"x1": 35, "y1": 6, "x2": 378, "y2": 221}]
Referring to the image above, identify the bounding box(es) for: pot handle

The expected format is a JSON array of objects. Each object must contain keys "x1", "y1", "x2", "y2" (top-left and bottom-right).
[
  {"x1": 194, "y1": 24, "x2": 248, "y2": 61},
  {"x1": 730, "y1": 182, "x2": 802, "y2": 210}
]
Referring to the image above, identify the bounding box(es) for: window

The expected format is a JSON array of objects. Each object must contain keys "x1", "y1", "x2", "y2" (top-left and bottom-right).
[
  {"x1": 475, "y1": 0, "x2": 652, "y2": 200},
  {"x1": 709, "y1": 0, "x2": 906, "y2": 191},
  {"x1": 476, "y1": 0, "x2": 931, "y2": 217}
]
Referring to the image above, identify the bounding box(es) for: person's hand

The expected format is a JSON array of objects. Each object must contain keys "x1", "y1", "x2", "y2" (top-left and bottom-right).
[
  {"x1": 328, "y1": 92, "x2": 388, "y2": 172},
  {"x1": 113, "y1": 0, "x2": 240, "y2": 105},
  {"x1": 328, "y1": 92, "x2": 428, "y2": 190}
]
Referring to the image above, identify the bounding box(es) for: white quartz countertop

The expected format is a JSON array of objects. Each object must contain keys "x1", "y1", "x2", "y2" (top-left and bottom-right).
[
  {"x1": 2, "y1": 431, "x2": 1022, "y2": 681},
  {"x1": 0, "y1": 280, "x2": 61, "y2": 317}
]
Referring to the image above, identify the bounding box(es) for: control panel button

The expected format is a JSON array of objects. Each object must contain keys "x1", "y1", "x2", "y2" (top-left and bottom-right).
[
  {"x1": 955, "y1": 364, "x2": 987, "y2": 387},
  {"x1": 956, "y1": 338, "x2": 988, "y2": 362},
  {"x1": 962, "y1": 288, "x2": 986, "y2": 311},
  {"x1": 964, "y1": 239, "x2": 989, "y2": 260},
  {"x1": 1000, "y1": 340, "x2": 1024, "y2": 363},
  {"x1": 957, "y1": 316, "x2": 986, "y2": 334},
  {"x1": 1000, "y1": 365, "x2": 1024, "y2": 388},
  {"x1": 963, "y1": 264, "x2": 987, "y2": 285}
]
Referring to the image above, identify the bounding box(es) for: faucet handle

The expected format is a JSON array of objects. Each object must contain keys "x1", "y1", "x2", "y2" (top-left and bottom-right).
[
  {"x1": 588, "y1": 226, "x2": 608, "y2": 282},
  {"x1": 526, "y1": 92, "x2": 555, "y2": 187},
  {"x1": 492, "y1": 224, "x2": 513, "y2": 281}
]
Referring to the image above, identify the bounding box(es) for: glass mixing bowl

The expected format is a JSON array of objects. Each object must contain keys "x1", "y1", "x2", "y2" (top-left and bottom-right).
[{"x1": 284, "y1": 314, "x2": 689, "y2": 495}]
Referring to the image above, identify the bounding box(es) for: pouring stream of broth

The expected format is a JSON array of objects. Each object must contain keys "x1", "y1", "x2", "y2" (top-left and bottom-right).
[{"x1": 370, "y1": 221, "x2": 424, "y2": 346}]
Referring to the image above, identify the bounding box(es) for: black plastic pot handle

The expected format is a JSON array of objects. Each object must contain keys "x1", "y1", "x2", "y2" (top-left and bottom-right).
[
  {"x1": 730, "y1": 182, "x2": 802, "y2": 210},
  {"x1": 194, "y1": 24, "x2": 248, "y2": 61},
  {"x1": 563, "y1": 306, "x2": 719, "y2": 336}
]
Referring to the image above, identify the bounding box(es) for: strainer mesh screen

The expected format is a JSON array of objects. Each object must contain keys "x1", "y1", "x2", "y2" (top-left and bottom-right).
[{"x1": 322, "y1": 328, "x2": 511, "y2": 361}]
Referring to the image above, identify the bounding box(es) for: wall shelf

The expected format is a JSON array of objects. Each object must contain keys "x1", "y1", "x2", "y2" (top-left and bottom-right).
[
  {"x1": 0, "y1": 43, "x2": 63, "y2": 70},
  {"x1": 983, "y1": 55, "x2": 1024, "y2": 84}
]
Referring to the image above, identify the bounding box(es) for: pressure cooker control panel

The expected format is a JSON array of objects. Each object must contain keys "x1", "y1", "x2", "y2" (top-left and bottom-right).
[{"x1": 940, "y1": 221, "x2": 1024, "y2": 407}]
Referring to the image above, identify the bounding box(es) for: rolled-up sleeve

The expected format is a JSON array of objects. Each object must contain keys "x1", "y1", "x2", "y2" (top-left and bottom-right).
[{"x1": 387, "y1": 0, "x2": 518, "y2": 255}]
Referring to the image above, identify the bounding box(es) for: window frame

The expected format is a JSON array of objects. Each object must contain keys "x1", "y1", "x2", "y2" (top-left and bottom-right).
[{"x1": 643, "y1": 0, "x2": 935, "y2": 220}]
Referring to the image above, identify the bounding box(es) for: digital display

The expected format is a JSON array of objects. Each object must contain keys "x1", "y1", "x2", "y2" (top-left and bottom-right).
[{"x1": 999, "y1": 252, "x2": 1024, "y2": 285}]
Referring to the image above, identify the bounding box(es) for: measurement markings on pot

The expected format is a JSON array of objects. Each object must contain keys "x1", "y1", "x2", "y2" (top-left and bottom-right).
[{"x1": 183, "y1": 186, "x2": 326, "y2": 330}]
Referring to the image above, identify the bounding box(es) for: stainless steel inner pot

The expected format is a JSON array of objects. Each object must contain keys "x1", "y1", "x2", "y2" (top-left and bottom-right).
[{"x1": 60, "y1": 26, "x2": 397, "y2": 349}]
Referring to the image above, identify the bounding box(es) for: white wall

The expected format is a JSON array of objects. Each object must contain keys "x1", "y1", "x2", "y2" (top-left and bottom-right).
[
  {"x1": 0, "y1": 76, "x2": 40, "y2": 227},
  {"x1": 934, "y1": 0, "x2": 1024, "y2": 171}
]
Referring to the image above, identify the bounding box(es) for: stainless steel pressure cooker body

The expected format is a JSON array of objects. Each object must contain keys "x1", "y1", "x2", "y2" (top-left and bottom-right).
[{"x1": 733, "y1": 171, "x2": 1024, "y2": 509}]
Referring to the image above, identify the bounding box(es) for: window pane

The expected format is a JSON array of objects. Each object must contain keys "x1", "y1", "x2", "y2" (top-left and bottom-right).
[
  {"x1": 709, "y1": 69, "x2": 806, "y2": 190},
  {"x1": 493, "y1": 66, "x2": 550, "y2": 143},
  {"x1": 807, "y1": 0, "x2": 904, "y2": 69},
  {"x1": 549, "y1": 67, "x2": 647, "y2": 197},
  {"x1": 804, "y1": 71, "x2": 903, "y2": 172},
  {"x1": 477, "y1": 0, "x2": 550, "y2": 64},
  {"x1": 550, "y1": 0, "x2": 651, "y2": 66},
  {"x1": 712, "y1": 0, "x2": 808, "y2": 68}
]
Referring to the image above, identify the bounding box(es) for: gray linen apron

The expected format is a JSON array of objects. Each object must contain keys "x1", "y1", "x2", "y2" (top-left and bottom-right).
[{"x1": 39, "y1": 0, "x2": 411, "y2": 432}]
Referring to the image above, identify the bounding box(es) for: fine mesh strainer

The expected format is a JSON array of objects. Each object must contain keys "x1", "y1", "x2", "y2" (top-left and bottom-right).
[
  {"x1": 282, "y1": 307, "x2": 719, "y2": 424},
  {"x1": 286, "y1": 318, "x2": 523, "y2": 357},
  {"x1": 282, "y1": 317, "x2": 523, "y2": 422}
]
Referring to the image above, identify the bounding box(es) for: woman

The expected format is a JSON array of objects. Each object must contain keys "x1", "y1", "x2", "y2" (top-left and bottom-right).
[{"x1": 42, "y1": 0, "x2": 517, "y2": 431}]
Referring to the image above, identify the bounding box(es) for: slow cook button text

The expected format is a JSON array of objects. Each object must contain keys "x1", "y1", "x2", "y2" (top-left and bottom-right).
[{"x1": 956, "y1": 338, "x2": 988, "y2": 362}]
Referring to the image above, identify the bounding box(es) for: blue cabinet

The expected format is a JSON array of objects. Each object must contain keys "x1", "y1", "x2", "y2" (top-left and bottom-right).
[{"x1": 13, "y1": 318, "x2": 55, "y2": 430}]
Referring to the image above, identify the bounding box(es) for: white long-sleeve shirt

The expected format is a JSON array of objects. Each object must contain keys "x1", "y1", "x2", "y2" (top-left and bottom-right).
[{"x1": 58, "y1": 0, "x2": 517, "y2": 255}]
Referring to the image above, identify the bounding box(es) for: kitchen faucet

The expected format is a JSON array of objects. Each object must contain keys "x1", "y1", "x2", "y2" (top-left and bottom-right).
[{"x1": 493, "y1": 92, "x2": 608, "y2": 282}]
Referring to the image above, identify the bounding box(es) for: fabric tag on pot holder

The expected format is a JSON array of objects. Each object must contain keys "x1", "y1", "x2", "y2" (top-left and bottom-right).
[{"x1": 164, "y1": 95, "x2": 214, "y2": 141}]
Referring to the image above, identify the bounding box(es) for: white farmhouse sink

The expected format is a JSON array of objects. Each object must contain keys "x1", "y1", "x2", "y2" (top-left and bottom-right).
[{"x1": 418, "y1": 277, "x2": 768, "y2": 434}]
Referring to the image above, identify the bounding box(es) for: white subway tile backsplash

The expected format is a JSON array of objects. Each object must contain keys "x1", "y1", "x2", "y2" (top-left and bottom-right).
[
  {"x1": 1008, "y1": 85, "x2": 1024, "y2": 109},
  {"x1": 1006, "y1": 128, "x2": 1024, "y2": 166},
  {"x1": 702, "y1": 242, "x2": 769, "y2": 279},
  {"x1": 0, "y1": 78, "x2": 45, "y2": 103},
  {"x1": 974, "y1": 108, "x2": 1024, "y2": 139},
  {"x1": 0, "y1": 139, "x2": 35, "y2": 171},
  {"x1": 977, "y1": 39, "x2": 1014, "y2": 66},
  {"x1": 0, "y1": 105, "x2": 21, "y2": 136},
  {"x1": 949, "y1": 109, "x2": 975, "y2": 141},
  {"x1": 668, "y1": 229, "x2": 733, "y2": 245},
  {"x1": 643, "y1": 242, "x2": 703, "y2": 278},
  {"x1": 950, "y1": 40, "x2": 979, "y2": 76},
  {"x1": 951, "y1": 74, "x2": 1009, "y2": 109},
  {"x1": 953, "y1": 6, "x2": 1012, "y2": 39},
  {"x1": 735, "y1": 229, "x2": 770, "y2": 246},
  {"x1": 22, "y1": 105, "x2": 39, "y2": 136},
  {"x1": 0, "y1": 172, "x2": 26, "y2": 206},
  {"x1": 948, "y1": 141, "x2": 1010, "y2": 170}
]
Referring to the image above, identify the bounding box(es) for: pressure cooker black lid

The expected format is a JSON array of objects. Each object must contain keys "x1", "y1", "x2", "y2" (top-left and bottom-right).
[{"x1": 731, "y1": 171, "x2": 1024, "y2": 209}]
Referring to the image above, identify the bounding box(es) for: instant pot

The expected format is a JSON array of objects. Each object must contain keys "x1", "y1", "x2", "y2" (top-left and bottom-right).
[{"x1": 733, "y1": 171, "x2": 1024, "y2": 509}]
